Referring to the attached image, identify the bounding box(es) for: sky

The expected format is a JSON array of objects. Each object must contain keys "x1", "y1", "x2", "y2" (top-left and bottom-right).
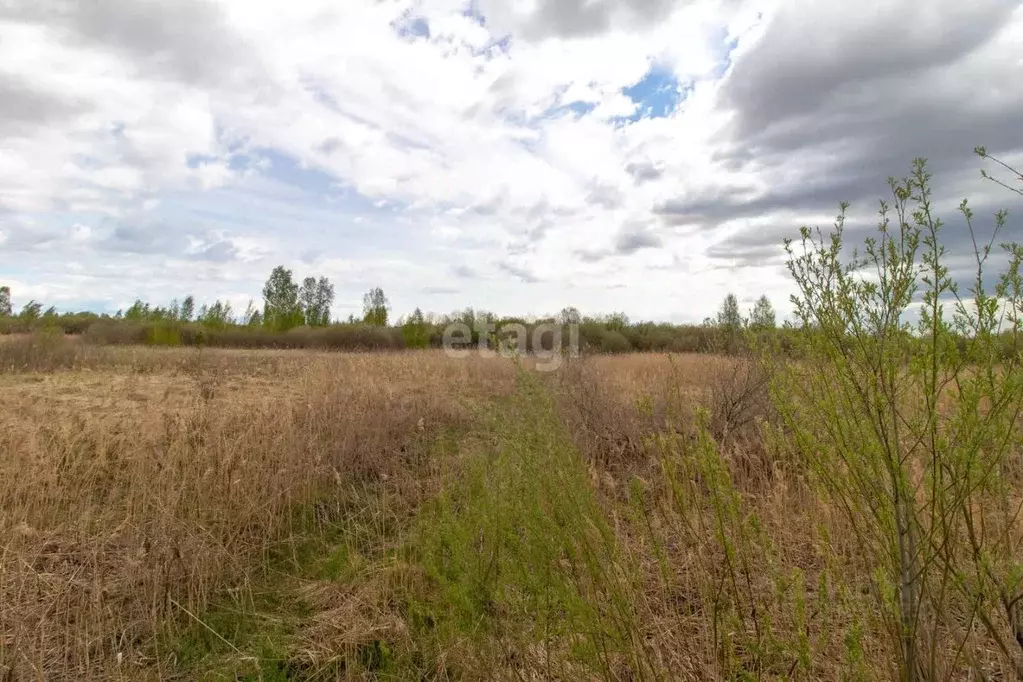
[{"x1": 1, "y1": 0, "x2": 1021, "y2": 323}]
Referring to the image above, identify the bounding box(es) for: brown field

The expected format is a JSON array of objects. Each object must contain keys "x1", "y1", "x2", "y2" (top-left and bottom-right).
[
  {"x1": 1, "y1": 344, "x2": 515, "y2": 678},
  {"x1": 0, "y1": 336, "x2": 1019, "y2": 680}
]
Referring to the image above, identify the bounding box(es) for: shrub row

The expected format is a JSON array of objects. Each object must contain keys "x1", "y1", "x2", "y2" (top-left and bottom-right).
[
  {"x1": 0, "y1": 313, "x2": 780, "y2": 355},
  {"x1": 76, "y1": 320, "x2": 739, "y2": 354},
  {"x1": 5, "y1": 316, "x2": 1017, "y2": 360},
  {"x1": 83, "y1": 321, "x2": 406, "y2": 351}
]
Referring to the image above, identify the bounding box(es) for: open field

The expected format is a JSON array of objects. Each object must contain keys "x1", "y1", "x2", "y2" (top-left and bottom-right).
[{"x1": 1, "y1": 335, "x2": 1022, "y2": 680}]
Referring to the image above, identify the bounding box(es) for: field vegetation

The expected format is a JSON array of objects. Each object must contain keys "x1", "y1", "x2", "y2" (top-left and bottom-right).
[{"x1": 2, "y1": 155, "x2": 1023, "y2": 680}]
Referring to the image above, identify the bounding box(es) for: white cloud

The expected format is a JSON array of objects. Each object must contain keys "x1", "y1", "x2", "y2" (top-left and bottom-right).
[{"x1": 0, "y1": 0, "x2": 1020, "y2": 322}]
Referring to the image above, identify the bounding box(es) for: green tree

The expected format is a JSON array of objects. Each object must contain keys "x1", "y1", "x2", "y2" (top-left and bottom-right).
[
  {"x1": 19, "y1": 300, "x2": 43, "y2": 323},
  {"x1": 773, "y1": 158, "x2": 1023, "y2": 678},
  {"x1": 124, "y1": 299, "x2": 150, "y2": 321},
  {"x1": 715, "y1": 293, "x2": 743, "y2": 330},
  {"x1": 241, "y1": 299, "x2": 259, "y2": 326},
  {"x1": 180, "y1": 295, "x2": 195, "y2": 323},
  {"x1": 363, "y1": 287, "x2": 389, "y2": 326},
  {"x1": 0, "y1": 286, "x2": 11, "y2": 317},
  {"x1": 313, "y1": 277, "x2": 335, "y2": 326},
  {"x1": 402, "y1": 307, "x2": 430, "y2": 348},
  {"x1": 197, "y1": 300, "x2": 234, "y2": 330},
  {"x1": 714, "y1": 293, "x2": 744, "y2": 353},
  {"x1": 749, "y1": 295, "x2": 776, "y2": 330},
  {"x1": 263, "y1": 266, "x2": 302, "y2": 331},
  {"x1": 299, "y1": 276, "x2": 335, "y2": 326},
  {"x1": 559, "y1": 306, "x2": 581, "y2": 324},
  {"x1": 604, "y1": 311, "x2": 629, "y2": 331},
  {"x1": 299, "y1": 277, "x2": 317, "y2": 325}
]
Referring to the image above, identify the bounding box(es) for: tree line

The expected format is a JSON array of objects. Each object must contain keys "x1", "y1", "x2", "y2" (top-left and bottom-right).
[
  {"x1": 1, "y1": 267, "x2": 790, "y2": 355},
  {"x1": 6, "y1": 260, "x2": 1016, "y2": 359},
  {"x1": 0, "y1": 266, "x2": 779, "y2": 335},
  {"x1": 0, "y1": 267, "x2": 392, "y2": 333}
]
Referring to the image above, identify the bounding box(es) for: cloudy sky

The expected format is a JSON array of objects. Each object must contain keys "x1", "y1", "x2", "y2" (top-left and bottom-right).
[{"x1": 1, "y1": 0, "x2": 1021, "y2": 322}]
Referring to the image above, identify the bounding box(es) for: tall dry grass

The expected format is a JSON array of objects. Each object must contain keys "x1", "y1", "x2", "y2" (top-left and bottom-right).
[
  {"x1": 547, "y1": 354, "x2": 888, "y2": 677},
  {"x1": 0, "y1": 345, "x2": 515, "y2": 679},
  {"x1": 3, "y1": 341, "x2": 1018, "y2": 679}
]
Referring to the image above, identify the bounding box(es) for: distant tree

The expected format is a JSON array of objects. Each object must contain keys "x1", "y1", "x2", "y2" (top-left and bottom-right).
[
  {"x1": 180, "y1": 295, "x2": 195, "y2": 323},
  {"x1": 714, "y1": 292, "x2": 745, "y2": 353},
  {"x1": 299, "y1": 277, "x2": 317, "y2": 325},
  {"x1": 19, "y1": 300, "x2": 43, "y2": 323},
  {"x1": 313, "y1": 277, "x2": 335, "y2": 326},
  {"x1": 263, "y1": 266, "x2": 302, "y2": 331},
  {"x1": 241, "y1": 299, "x2": 259, "y2": 326},
  {"x1": 124, "y1": 299, "x2": 150, "y2": 322},
  {"x1": 715, "y1": 293, "x2": 744, "y2": 331},
  {"x1": 749, "y1": 295, "x2": 776, "y2": 330},
  {"x1": 248, "y1": 309, "x2": 263, "y2": 327},
  {"x1": 363, "y1": 287, "x2": 389, "y2": 326},
  {"x1": 299, "y1": 276, "x2": 335, "y2": 327},
  {"x1": 450, "y1": 307, "x2": 497, "y2": 344},
  {"x1": 198, "y1": 300, "x2": 234, "y2": 330},
  {"x1": 0, "y1": 286, "x2": 11, "y2": 316},
  {"x1": 559, "y1": 306, "x2": 581, "y2": 324},
  {"x1": 402, "y1": 307, "x2": 430, "y2": 348},
  {"x1": 605, "y1": 311, "x2": 629, "y2": 331},
  {"x1": 168, "y1": 299, "x2": 181, "y2": 321}
]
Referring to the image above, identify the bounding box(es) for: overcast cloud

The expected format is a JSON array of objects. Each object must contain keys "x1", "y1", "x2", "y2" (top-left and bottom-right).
[{"x1": 0, "y1": 0, "x2": 1020, "y2": 322}]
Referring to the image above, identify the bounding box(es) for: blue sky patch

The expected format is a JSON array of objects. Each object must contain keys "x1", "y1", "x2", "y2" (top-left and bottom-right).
[
  {"x1": 543, "y1": 100, "x2": 597, "y2": 120},
  {"x1": 538, "y1": 84, "x2": 598, "y2": 120},
  {"x1": 304, "y1": 81, "x2": 342, "y2": 112},
  {"x1": 617, "y1": 64, "x2": 685, "y2": 124},
  {"x1": 392, "y1": 10, "x2": 430, "y2": 41},
  {"x1": 461, "y1": 1, "x2": 485, "y2": 26},
  {"x1": 473, "y1": 34, "x2": 512, "y2": 59},
  {"x1": 186, "y1": 153, "x2": 219, "y2": 169},
  {"x1": 227, "y1": 153, "x2": 252, "y2": 171},
  {"x1": 715, "y1": 36, "x2": 740, "y2": 78},
  {"x1": 257, "y1": 149, "x2": 348, "y2": 198},
  {"x1": 462, "y1": 1, "x2": 512, "y2": 57},
  {"x1": 251, "y1": 149, "x2": 412, "y2": 222},
  {"x1": 566, "y1": 101, "x2": 597, "y2": 117}
]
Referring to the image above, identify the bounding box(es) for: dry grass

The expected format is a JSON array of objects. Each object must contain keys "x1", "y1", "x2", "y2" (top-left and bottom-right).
[
  {"x1": 1, "y1": 342, "x2": 1017, "y2": 679},
  {"x1": 0, "y1": 346, "x2": 515, "y2": 679},
  {"x1": 550, "y1": 354, "x2": 886, "y2": 678}
]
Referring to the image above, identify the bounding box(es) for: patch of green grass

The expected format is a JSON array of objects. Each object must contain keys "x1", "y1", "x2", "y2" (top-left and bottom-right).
[
  {"x1": 165, "y1": 586, "x2": 312, "y2": 681},
  {"x1": 318, "y1": 543, "x2": 366, "y2": 582},
  {"x1": 395, "y1": 371, "x2": 652, "y2": 679},
  {"x1": 166, "y1": 429, "x2": 467, "y2": 680},
  {"x1": 166, "y1": 375, "x2": 653, "y2": 680}
]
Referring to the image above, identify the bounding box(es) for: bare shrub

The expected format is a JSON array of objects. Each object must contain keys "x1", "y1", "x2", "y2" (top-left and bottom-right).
[
  {"x1": 706, "y1": 355, "x2": 773, "y2": 444},
  {"x1": 0, "y1": 331, "x2": 102, "y2": 372},
  {"x1": 554, "y1": 357, "x2": 652, "y2": 469},
  {"x1": 83, "y1": 321, "x2": 148, "y2": 345}
]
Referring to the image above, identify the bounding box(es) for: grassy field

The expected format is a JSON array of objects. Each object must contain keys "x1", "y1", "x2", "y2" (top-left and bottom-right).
[{"x1": 0, "y1": 333, "x2": 1021, "y2": 680}]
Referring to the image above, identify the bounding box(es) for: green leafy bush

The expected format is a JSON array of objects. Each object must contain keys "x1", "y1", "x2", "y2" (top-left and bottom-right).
[{"x1": 772, "y1": 157, "x2": 1023, "y2": 678}]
